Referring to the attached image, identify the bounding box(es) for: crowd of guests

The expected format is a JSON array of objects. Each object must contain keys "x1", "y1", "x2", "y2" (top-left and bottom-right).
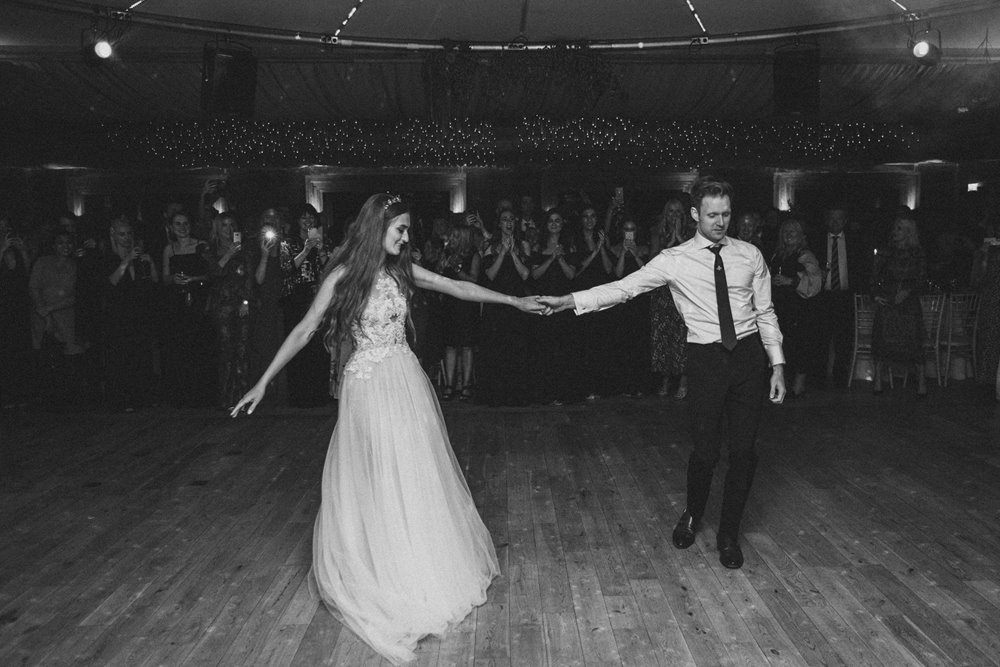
[
  {"x1": 2, "y1": 184, "x2": 1000, "y2": 414},
  {"x1": 0, "y1": 202, "x2": 338, "y2": 412}
]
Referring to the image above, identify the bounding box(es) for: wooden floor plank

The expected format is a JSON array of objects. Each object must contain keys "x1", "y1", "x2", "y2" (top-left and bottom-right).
[{"x1": 2, "y1": 386, "x2": 998, "y2": 666}]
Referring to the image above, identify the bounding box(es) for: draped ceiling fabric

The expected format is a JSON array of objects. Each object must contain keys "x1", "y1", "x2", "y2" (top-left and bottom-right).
[{"x1": 1, "y1": 0, "x2": 1000, "y2": 164}]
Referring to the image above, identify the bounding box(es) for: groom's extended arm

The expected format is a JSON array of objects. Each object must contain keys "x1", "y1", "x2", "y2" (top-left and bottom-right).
[{"x1": 569, "y1": 251, "x2": 673, "y2": 315}]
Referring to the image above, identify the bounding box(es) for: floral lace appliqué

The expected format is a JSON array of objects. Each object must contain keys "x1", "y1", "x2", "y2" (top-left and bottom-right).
[{"x1": 344, "y1": 273, "x2": 410, "y2": 379}]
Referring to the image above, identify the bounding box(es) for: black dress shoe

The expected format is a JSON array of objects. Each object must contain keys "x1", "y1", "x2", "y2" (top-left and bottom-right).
[
  {"x1": 717, "y1": 533, "x2": 744, "y2": 569},
  {"x1": 672, "y1": 511, "x2": 699, "y2": 549}
]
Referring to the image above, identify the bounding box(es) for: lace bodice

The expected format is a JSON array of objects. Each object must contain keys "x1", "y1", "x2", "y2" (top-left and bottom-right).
[{"x1": 344, "y1": 272, "x2": 410, "y2": 378}]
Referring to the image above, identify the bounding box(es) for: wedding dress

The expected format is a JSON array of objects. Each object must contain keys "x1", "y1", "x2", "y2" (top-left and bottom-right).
[{"x1": 311, "y1": 271, "x2": 499, "y2": 664}]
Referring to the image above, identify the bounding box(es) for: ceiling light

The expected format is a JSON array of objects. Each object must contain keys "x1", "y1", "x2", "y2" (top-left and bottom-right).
[
  {"x1": 81, "y1": 27, "x2": 114, "y2": 64},
  {"x1": 910, "y1": 29, "x2": 941, "y2": 66},
  {"x1": 93, "y1": 38, "x2": 113, "y2": 59},
  {"x1": 81, "y1": 11, "x2": 131, "y2": 65}
]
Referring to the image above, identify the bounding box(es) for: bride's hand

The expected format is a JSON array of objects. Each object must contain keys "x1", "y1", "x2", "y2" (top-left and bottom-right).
[
  {"x1": 231, "y1": 384, "x2": 265, "y2": 417},
  {"x1": 516, "y1": 296, "x2": 548, "y2": 315}
]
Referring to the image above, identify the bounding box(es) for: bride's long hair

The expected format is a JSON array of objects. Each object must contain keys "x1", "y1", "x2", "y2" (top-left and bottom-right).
[{"x1": 321, "y1": 193, "x2": 415, "y2": 352}]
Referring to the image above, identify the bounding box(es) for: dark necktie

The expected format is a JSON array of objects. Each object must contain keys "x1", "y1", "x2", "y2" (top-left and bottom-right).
[
  {"x1": 829, "y1": 235, "x2": 840, "y2": 291},
  {"x1": 709, "y1": 245, "x2": 738, "y2": 351}
]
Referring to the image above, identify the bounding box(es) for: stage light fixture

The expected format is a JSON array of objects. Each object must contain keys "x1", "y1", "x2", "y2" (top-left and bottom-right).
[
  {"x1": 909, "y1": 29, "x2": 941, "y2": 66},
  {"x1": 93, "y1": 38, "x2": 113, "y2": 59},
  {"x1": 81, "y1": 26, "x2": 117, "y2": 64},
  {"x1": 81, "y1": 27, "x2": 114, "y2": 64},
  {"x1": 80, "y1": 11, "x2": 130, "y2": 65}
]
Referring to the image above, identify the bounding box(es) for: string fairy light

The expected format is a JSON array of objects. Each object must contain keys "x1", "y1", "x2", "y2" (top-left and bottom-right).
[{"x1": 95, "y1": 117, "x2": 919, "y2": 170}]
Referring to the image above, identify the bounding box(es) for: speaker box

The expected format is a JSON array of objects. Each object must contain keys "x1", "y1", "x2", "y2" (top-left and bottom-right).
[
  {"x1": 201, "y1": 45, "x2": 257, "y2": 117},
  {"x1": 773, "y1": 47, "x2": 820, "y2": 115}
]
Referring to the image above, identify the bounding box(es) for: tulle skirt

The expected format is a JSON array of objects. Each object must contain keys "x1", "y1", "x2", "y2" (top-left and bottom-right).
[{"x1": 311, "y1": 346, "x2": 499, "y2": 664}]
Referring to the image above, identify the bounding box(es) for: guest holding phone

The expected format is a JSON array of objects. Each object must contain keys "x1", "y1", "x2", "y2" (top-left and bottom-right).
[
  {"x1": 251, "y1": 207, "x2": 289, "y2": 406},
  {"x1": 208, "y1": 212, "x2": 255, "y2": 409}
]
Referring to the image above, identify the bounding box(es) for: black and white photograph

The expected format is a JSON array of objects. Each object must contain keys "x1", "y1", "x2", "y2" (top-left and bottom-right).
[{"x1": 2, "y1": 1, "x2": 1000, "y2": 665}]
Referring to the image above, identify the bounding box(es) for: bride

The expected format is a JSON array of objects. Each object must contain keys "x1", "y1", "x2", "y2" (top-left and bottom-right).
[{"x1": 231, "y1": 193, "x2": 545, "y2": 664}]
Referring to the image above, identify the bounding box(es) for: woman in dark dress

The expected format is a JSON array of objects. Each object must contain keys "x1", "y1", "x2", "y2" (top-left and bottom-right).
[
  {"x1": 608, "y1": 218, "x2": 653, "y2": 396},
  {"x1": 572, "y1": 205, "x2": 614, "y2": 400},
  {"x1": 768, "y1": 219, "x2": 822, "y2": 398},
  {"x1": 105, "y1": 218, "x2": 160, "y2": 410},
  {"x1": 436, "y1": 222, "x2": 481, "y2": 399},
  {"x1": 0, "y1": 215, "x2": 33, "y2": 409},
  {"x1": 251, "y1": 207, "x2": 289, "y2": 407},
  {"x1": 207, "y1": 212, "x2": 255, "y2": 409},
  {"x1": 161, "y1": 210, "x2": 215, "y2": 407},
  {"x1": 281, "y1": 205, "x2": 335, "y2": 407},
  {"x1": 61, "y1": 213, "x2": 103, "y2": 350},
  {"x1": 529, "y1": 208, "x2": 583, "y2": 404},
  {"x1": 477, "y1": 208, "x2": 531, "y2": 406},
  {"x1": 973, "y1": 222, "x2": 1000, "y2": 402},
  {"x1": 872, "y1": 215, "x2": 929, "y2": 396},
  {"x1": 649, "y1": 198, "x2": 692, "y2": 398}
]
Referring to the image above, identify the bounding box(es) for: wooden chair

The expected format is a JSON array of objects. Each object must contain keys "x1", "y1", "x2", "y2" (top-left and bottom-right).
[
  {"x1": 920, "y1": 293, "x2": 946, "y2": 387},
  {"x1": 848, "y1": 293, "x2": 876, "y2": 388},
  {"x1": 941, "y1": 292, "x2": 980, "y2": 386}
]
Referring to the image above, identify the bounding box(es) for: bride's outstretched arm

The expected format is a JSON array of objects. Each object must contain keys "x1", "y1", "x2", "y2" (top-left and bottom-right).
[
  {"x1": 231, "y1": 266, "x2": 344, "y2": 416},
  {"x1": 413, "y1": 264, "x2": 545, "y2": 313}
]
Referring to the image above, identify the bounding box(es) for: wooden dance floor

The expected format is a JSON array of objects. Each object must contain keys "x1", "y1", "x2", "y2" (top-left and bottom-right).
[{"x1": 2, "y1": 386, "x2": 999, "y2": 666}]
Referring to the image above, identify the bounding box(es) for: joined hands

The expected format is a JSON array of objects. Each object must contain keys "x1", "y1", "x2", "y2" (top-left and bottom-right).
[{"x1": 536, "y1": 295, "x2": 575, "y2": 315}]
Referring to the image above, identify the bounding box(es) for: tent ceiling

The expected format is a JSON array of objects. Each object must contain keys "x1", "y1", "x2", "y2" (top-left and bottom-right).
[
  {"x1": 1, "y1": 0, "x2": 999, "y2": 139},
  {"x1": 3, "y1": 0, "x2": 998, "y2": 50}
]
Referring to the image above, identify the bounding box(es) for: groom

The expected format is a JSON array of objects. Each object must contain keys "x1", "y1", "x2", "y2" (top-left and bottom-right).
[{"x1": 539, "y1": 177, "x2": 785, "y2": 568}]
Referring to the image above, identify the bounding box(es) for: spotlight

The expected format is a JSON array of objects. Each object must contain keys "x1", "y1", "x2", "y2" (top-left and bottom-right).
[
  {"x1": 910, "y1": 29, "x2": 941, "y2": 66},
  {"x1": 80, "y1": 12, "x2": 130, "y2": 65},
  {"x1": 81, "y1": 27, "x2": 115, "y2": 64},
  {"x1": 93, "y1": 38, "x2": 113, "y2": 59}
]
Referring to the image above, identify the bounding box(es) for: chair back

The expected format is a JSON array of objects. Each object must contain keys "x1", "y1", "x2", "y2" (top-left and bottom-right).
[
  {"x1": 945, "y1": 292, "x2": 979, "y2": 345},
  {"x1": 854, "y1": 293, "x2": 876, "y2": 346},
  {"x1": 919, "y1": 293, "x2": 945, "y2": 349}
]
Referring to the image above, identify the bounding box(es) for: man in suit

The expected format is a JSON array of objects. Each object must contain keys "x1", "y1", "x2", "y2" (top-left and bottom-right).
[{"x1": 812, "y1": 206, "x2": 871, "y2": 384}]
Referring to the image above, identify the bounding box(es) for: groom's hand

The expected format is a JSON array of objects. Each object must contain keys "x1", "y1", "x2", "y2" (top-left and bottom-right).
[{"x1": 537, "y1": 294, "x2": 575, "y2": 314}]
